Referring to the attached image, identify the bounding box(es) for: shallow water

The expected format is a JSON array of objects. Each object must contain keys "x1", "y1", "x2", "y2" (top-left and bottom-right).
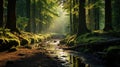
[{"x1": 44, "y1": 39, "x2": 105, "y2": 67}]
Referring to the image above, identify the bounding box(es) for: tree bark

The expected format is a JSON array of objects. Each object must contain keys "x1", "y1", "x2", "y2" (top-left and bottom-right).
[
  {"x1": 5, "y1": 0, "x2": 19, "y2": 33},
  {"x1": 94, "y1": 7, "x2": 100, "y2": 30},
  {"x1": 25, "y1": 0, "x2": 31, "y2": 32},
  {"x1": 104, "y1": 0, "x2": 113, "y2": 31},
  {"x1": 78, "y1": 0, "x2": 89, "y2": 35},
  {"x1": 0, "y1": 0, "x2": 3, "y2": 28},
  {"x1": 70, "y1": 0, "x2": 73, "y2": 34},
  {"x1": 113, "y1": 0, "x2": 120, "y2": 31},
  {"x1": 31, "y1": 0, "x2": 36, "y2": 33}
]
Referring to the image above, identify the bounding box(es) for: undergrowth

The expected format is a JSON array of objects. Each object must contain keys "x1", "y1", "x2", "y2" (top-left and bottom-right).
[{"x1": 0, "y1": 28, "x2": 52, "y2": 51}]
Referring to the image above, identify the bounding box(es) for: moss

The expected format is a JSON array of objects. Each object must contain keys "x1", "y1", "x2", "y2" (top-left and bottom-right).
[
  {"x1": 20, "y1": 38, "x2": 30, "y2": 46},
  {"x1": 0, "y1": 38, "x2": 20, "y2": 51},
  {"x1": 76, "y1": 33, "x2": 108, "y2": 44},
  {"x1": 65, "y1": 34, "x2": 77, "y2": 46},
  {"x1": 7, "y1": 39, "x2": 20, "y2": 47},
  {"x1": 0, "y1": 30, "x2": 53, "y2": 51}
]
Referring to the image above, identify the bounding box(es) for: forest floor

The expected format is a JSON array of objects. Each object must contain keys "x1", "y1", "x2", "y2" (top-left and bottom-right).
[{"x1": 0, "y1": 46, "x2": 63, "y2": 67}]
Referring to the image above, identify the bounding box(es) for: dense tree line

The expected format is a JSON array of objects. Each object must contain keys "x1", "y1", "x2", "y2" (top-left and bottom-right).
[
  {"x1": 0, "y1": 0, "x2": 120, "y2": 34},
  {"x1": 0, "y1": 0, "x2": 58, "y2": 33},
  {"x1": 62, "y1": 0, "x2": 120, "y2": 35}
]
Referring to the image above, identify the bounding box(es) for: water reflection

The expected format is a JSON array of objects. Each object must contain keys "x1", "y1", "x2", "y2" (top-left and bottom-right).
[{"x1": 45, "y1": 39, "x2": 90, "y2": 67}]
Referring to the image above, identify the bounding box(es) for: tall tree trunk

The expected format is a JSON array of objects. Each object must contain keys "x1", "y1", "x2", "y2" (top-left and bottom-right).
[
  {"x1": 0, "y1": 0, "x2": 3, "y2": 28},
  {"x1": 78, "y1": 0, "x2": 89, "y2": 35},
  {"x1": 113, "y1": 0, "x2": 120, "y2": 31},
  {"x1": 73, "y1": 0, "x2": 79, "y2": 34},
  {"x1": 104, "y1": 0, "x2": 113, "y2": 31},
  {"x1": 32, "y1": 0, "x2": 36, "y2": 33},
  {"x1": 5, "y1": 0, "x2": 19, "y2": 33},
  {"x1": 94, "y1": 7, "x2": 100, "y2": 30},
  {"x1": 38, "y1": 1, "x2": 42, "y2": 33},
  {"x1": 70, "y1": 0, "x2": 73, "y2": 34},
  {"x1": 25, "y1": 0, "x2": 31, "y2": 32}
]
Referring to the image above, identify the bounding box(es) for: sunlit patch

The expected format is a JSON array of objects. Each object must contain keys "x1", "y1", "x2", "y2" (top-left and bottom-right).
[{"x1": 47, "y1": 5, "x2": 69, "y2": 34}]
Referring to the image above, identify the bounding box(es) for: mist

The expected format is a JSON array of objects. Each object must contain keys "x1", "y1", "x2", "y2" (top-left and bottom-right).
[{"x1": 48, "y1": 6, "x2": 69, "y2": 34}]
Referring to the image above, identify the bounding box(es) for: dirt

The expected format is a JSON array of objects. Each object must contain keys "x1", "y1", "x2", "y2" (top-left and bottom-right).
[{"x1": 0, "y1": 47, "x2": 63, "y2": 67}]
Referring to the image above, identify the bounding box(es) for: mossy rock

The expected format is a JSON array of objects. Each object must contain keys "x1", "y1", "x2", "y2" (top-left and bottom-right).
[
  {"x1": 8, "y1": 39, "x2": 20, "y2": 46},
  {"x1": 0, "y1": 38, "x2": 20, "y2": 51},
  {"x1": 20, "y1": 38, "x2": 29, "y2": 46}
]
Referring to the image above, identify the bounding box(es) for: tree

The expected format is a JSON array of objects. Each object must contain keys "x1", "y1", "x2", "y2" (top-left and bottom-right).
[
  {"x1": 112, "y1": 0, "x2": 120, "y2": 31},
  {"x1": 25, "y1": 0, "x2": 31, "y2": 32},
  {"x1": 0, "y1": 0, "x2": 3, "y2": 28},
  {"x1": 78, "y1": 0, "x2": 89, "y2": 35},
  {"x1": 31, "y1": 0, "x2": 36, "y2": 33},
  {"x1": 5, "y1": 0, "x2": 19, "y2": 33},
  {"x1": 70, "y1": 0, "x2": 73, "y2": 34},
  {"x1": 104, "y1": 0, "x2": 113, "y2": 31},
  {"x1": 16, "y1": 0, "x2": 26, "y2": 17}
]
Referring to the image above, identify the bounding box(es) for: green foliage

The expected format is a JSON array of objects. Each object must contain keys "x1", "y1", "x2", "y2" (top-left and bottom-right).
[
  {"x1": 16, "y1": 16, "x2": 28, "y2": 31},
  {"x1": 0, "y1": 29, "x2": 20, "y2": 51},
  {"x1": 0, "y1": 28, "x2": 52, "y2": 51},
  {"x1": 76, "y1": 33, "x2": 107, "y2": 44},
  {"x1": 62, "y1": 33, "x2": 109, "y2": 46},
  {"x1": 0, "y1": 38, "x2": 20, "y2": 51},
  {"x1": 60, "y1": 34, "x2": 77, "y2": 46}
]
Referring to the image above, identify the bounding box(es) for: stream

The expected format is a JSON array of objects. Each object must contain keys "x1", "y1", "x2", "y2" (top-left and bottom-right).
[{"x1": 43, "y1": 39, "x2": 105, "y2": 67}]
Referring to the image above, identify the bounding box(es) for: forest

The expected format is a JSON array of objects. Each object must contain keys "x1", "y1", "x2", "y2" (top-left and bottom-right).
[{"x1": 0, "y1": 0, "x2": 120, "y2": 67}]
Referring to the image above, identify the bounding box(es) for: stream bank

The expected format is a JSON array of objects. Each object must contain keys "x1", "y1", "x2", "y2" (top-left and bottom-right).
[{"x1": 43, "y1": 39, "x2": 105, "y2": 67}]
